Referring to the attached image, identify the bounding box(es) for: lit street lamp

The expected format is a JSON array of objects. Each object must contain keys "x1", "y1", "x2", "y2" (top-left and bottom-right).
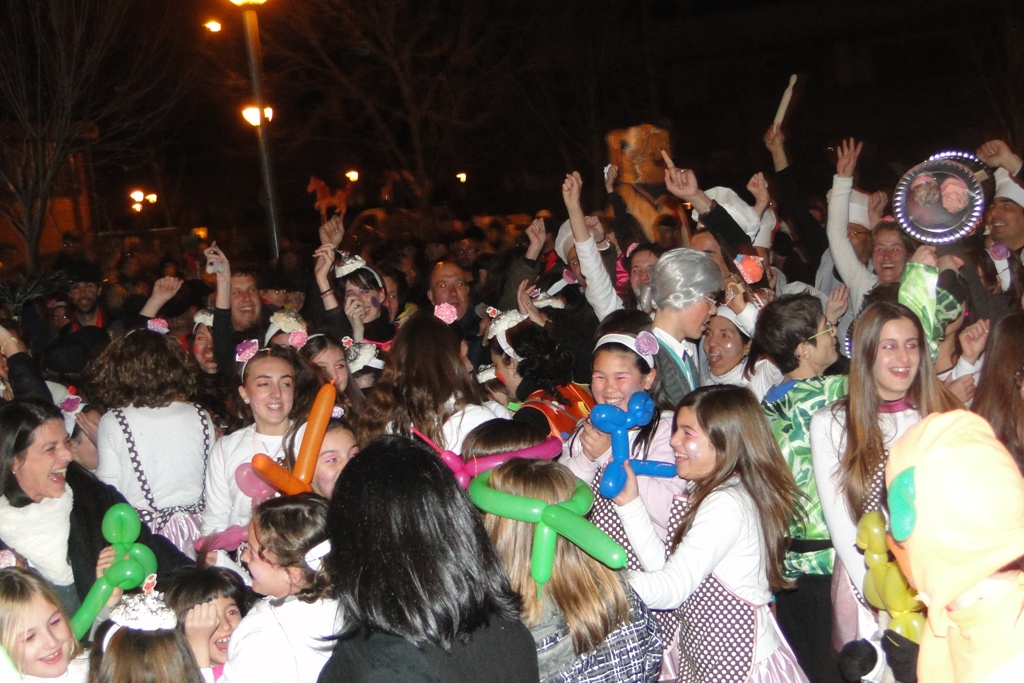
[
  {"x1": 204, "y1": 20, "x2": 222, "y2": 32},
  {"x1": 229, "y1": 0, "x2": 281, "y2": 261},
  {"x1": 242, "y1": 106, "x2": 273, "y2": 127},
  {"x1": 129, "y1": 189, "x2": 157, "y2": 214},
  {"x1": 345, "y1": 170, "x2": 359, "y2": 183}
]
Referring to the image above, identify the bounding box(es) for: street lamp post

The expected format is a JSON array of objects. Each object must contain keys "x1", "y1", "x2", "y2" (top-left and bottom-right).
[{"x1": 230, "y1": 0, "x2": 281, "y2": 262}]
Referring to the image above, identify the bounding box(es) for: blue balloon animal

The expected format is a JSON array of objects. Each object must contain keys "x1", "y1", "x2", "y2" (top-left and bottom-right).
[{"x1": 590, "y1": 392, "x2": 677, "y2": 498}]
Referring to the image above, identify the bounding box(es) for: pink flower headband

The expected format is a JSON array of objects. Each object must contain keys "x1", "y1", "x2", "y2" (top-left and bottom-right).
[
  {"x1": 235, "y1": 339, "x2": 262, "y2": 377},
  {"x1": 594, "y1": 331, "x2": 659, "y2": 367}
]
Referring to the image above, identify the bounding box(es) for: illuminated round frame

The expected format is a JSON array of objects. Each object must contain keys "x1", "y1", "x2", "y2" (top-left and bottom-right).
[{"x1": 892, "y1": 154, "x2": 987, "y2": 245}]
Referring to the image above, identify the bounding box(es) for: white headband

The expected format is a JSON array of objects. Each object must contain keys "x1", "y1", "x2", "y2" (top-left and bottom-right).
[{"x1": 594, "y1": 331, "x2": 660, "y2": 367}]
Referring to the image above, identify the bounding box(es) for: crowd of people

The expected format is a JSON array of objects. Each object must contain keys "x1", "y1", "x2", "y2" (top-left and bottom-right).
[{"x1": 0, "y1": 124, "x2": 1022, "y2": 683}]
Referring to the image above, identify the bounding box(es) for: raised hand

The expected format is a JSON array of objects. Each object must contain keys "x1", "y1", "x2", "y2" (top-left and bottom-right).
[
  {"x1": 867, "y1": 190, "x2": 889, "y2": 228},
  {"x1": 319, "y1": 215, "x2": 345, "y2": 248},
  {"x1": 958, "y1": 318, "x2": 990, "y2": 365},
  {"x1": 661, "y1": 149, "x2": 696, "y2": 198},
  {"x1": 525, "y1": 218, "x2": 545, "y2": 260},
  {"x1": 977, "y1": 139, "x2": 1023, "y2": 174},
  {"x1": 516, "y1": 279, "x2": 548, "y2": 327},
  {"x1": 764, "y1": 124, "x2": 786, "y2": 154},
  {"x1": 604, "y1": 164, "x2": 619, "y2": 193},
  {"x1": 313, "y1": 244, "x2": 336, "y2": 288},
  {"x1": 561, "y1": 172, "x2": 583, "y2": 210},
  {"x1": 747, "y1": 172, "x2": 771, "y2": 215},
  {"x1": 824, "y1": 284, "x2": 850, "y2": 324},
  {"x1": 835, "y1": 138, "x2": 863, "y2": 178}
]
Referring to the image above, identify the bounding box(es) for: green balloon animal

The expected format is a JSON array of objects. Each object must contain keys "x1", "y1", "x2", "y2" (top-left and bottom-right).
[
  {"x1": 70, "y1": 503, "x2": 158, "y2": 639},
  {"x1": 856, "y1": 510, "x2": 925, "y2": 643}
]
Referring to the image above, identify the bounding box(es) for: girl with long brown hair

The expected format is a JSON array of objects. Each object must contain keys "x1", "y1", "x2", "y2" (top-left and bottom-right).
[
  {"x1": 481, "y1": 457, "x2": 663, "y2": 683},
  {"x1": 613, "y1": 385, "x2": 807, "y2": 682},
  {"x1": 810, "y1": 301, "x2": 960, "y2": 666},
  {"x1": 356, "y1": 312, "x2": 508, "y2": 454}
]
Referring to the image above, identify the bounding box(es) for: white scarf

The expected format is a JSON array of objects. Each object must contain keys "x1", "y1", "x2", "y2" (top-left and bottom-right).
[{"x1": 0, "y1": 487, "x2": 75, "y2": 585}]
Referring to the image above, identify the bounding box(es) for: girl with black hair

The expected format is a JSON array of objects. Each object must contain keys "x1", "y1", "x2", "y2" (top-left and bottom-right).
[
  {"x1": 486, "y1": 311, "x2": 594, "y2": 439},
  {"x1": 320, "y1": 435, "x2": 538, "y2": 683}
]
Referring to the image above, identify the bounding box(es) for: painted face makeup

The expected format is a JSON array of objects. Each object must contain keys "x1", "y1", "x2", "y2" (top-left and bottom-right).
[
  {"x1": 669, "y1": 406, "x2": 717, "y2": 481},
  {"x1": 872, "y1": 317, "x2": 921, "y2": 402}
]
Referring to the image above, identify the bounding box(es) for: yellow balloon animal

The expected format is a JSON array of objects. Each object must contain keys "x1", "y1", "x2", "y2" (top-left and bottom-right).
[{"x1": 856, "y1": 510, "x2": 926, "y2": 643}]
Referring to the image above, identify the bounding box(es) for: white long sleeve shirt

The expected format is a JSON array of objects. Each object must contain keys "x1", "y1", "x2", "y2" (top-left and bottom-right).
[
  {"x1": 202, "y1": 423, "x2": 302, "y2": 535},
  {"x1": 826, "y1": 175, "x2": 877, "y2": 314},
  {"x1": 809, "y1": 405, "x2": 920, "y2": 592},
  {"x1": 220, "y1": 595, "x2": 341, "y2": 683},
  {"x1": 575, "y1": 234, "x2": 623, "y2": 322},
  {"x1": 615, "y1": 478, "x2": 782, "y2": 663}
]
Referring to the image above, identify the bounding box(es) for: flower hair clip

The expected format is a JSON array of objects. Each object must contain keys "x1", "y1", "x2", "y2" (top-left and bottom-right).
[
  {"x1": 434, "y1": 302, "x2": 458, "y2": 325},
  {"x1": 147, "y1": 318, "x2": 169, "y2": 335},
  {"x1": 59, "y1": 395, "x2": 82, "y2": 414},
  {"x1": 562, "y1": 269, "x2": 578, "y2": 284},
  {"x1": 341, "y1": 336, "x2": 354, "y2": 348},
  {"x1": 265, "y1": 311, "x2": 308, "y2": 348},
  {"x1": 485, "y1": 306, "x2": 499, "y2": 319},
  {"x1": 235, "y1": 339, "x2": 260, "y2": 363},
  {"x1": 192, "y1": 309, "x2": 214, "y2": 332},
  {"x1": 634, "y1": 331, "x2": 660, "y2": 357},
  {"x1": 331, "y1": 405, "x2": 345, "y2": 419}
]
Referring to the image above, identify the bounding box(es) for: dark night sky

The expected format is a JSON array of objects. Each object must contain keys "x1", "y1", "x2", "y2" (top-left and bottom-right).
[{"x1": 103, "y1": 0, "x2": 1024, "y2": 256}]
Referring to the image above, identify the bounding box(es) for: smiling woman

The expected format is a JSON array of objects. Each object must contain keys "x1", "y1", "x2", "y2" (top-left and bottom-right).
[
  {"x1": 0, "y1": 400, "x2": 189, "y2": 618},
  {"x1": 809, "y1": 302, "x2": 961, "y2": 666}
]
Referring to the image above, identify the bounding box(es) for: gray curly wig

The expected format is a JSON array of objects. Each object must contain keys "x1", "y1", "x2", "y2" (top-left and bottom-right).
[{"x1": 643, "y1": 248, "x2": 724, "y2": 313}]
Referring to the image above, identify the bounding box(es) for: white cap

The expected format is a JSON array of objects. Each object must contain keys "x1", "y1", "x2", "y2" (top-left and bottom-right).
[
  {"x1": 691, "y1": 186, "x2": 761, "y2": 239},
  {"x1": 995, "y1": 168, "x2": 1024, "y2": 208}
]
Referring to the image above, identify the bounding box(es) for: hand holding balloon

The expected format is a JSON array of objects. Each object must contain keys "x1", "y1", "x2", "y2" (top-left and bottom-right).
[
  {"x1": 71, "y1": 504, "x2": 158, "y2": 639},
  {"x1": 591, "y1": 392, "x2": 676, "y2": 498}
]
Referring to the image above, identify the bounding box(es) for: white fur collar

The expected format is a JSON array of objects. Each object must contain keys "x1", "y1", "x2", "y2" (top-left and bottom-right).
[{"x1": 0, "y1": 487, "x2": 75, "y2": 584}]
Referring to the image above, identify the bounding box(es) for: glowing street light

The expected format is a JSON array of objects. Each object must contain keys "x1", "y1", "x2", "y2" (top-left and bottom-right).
[
  {"x1": 456, "y1": 172, "x2": 467, "y2": 183},
  {"x1": 129, "y1": 189, "x2": 157, "y2": 214},
  {"x1": 242, "y1": 106, "x2": 273, "y2": 126},
  {"x1": 345, "y1": 170, "x2": 359, "y2": 183},
  {"x1": 204, "y1": 20, "x2": 222, "y2": 32}
]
